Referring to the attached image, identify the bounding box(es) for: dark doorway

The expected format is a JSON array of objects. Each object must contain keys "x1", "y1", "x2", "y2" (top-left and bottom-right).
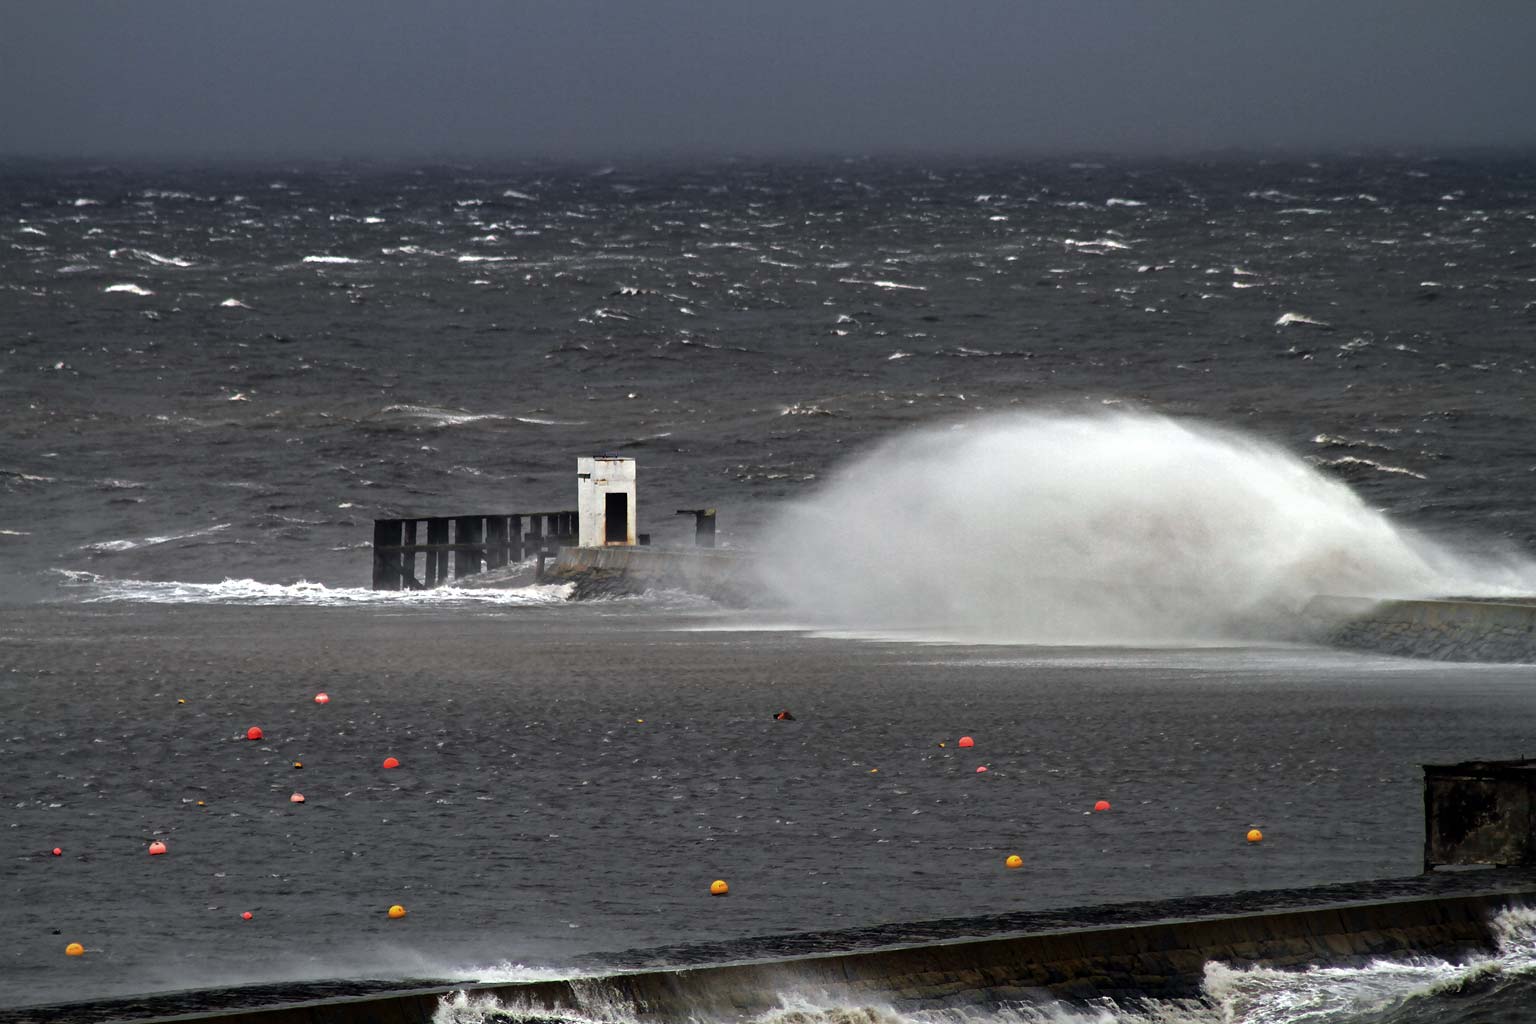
[{"x1": 604, "y1": 492, "x2": 629, "y2": 544}]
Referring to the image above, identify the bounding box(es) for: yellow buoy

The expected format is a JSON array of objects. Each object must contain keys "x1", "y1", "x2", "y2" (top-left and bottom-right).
[
  {"x1": 1005, "y1": 854, "x2": 1023, "y2": 869},
  {"x1": 65, "y1": 942, "x2": 85, "y2": 957},
  {"x1": 709, "y1": 879, "x2": 729, "y2": 896},
  {"x1": 1247, "y1": 828, "x2": 1264, "y2": 843},
  {"x1": 388, "y1": 904, "x2": 407, "y2": 919}
]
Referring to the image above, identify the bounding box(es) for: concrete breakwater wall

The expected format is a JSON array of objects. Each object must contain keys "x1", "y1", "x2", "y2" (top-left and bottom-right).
[
  {"x1": 1306, "y1": 595, "x2": 1536, "y2": 663},
  {"x1": 550, "y1": 546, "x2": 754, "y2": 603},
  {"x1": 28, "y1": 872, "x2": 1536, "y2": 1024}
]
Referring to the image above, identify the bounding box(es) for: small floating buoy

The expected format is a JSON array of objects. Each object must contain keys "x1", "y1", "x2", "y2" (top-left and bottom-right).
[
  {"x1": 246, "y1": 726, "x2": 263, "y2": 741},
  {"x1": 65, "y1": 942, "x2": 85, "y2": 957},
  {"x1": 1247, "y1": 828, "x2": 1264, "y2": 843},
  {"x1": 51, "y1": 847, "x2": 62, "y2": 857},
  {"x1": 177, "y1": 698, "x2": 186, "y2": 705},
  {"x1": 196, "y1": 800, "x2": 205, "y2": 807},
  {"x1": 148, "y1": 841, "x2": 167, "y2": 856},
  {"x1": 382, "y1": 757, "x2": 400, "y2": 770},
  {"x1": 1005, "y1": 854, "x2": 1023, "y2": 869},
  {"x1": 773, "y1": 710, "x2": 795, "y2": 721},
  {"x1": 710, "y1": 879, "x2": 729, "y2": 896},
  {"x1": 314, "y1": 692, "x2": 330, "y2": 705},
  {"x1": 292, "y1": 761, "x2": 303, "y2": 769},
  {"x1": 289, "y1": 793, "x2": 305, "y2": 804},
  {"x1": 388, "y1": 904, "x2": 407, "y2": 919},
  {"x1": 1094, "y1": 800, "x2": 1111, "y2": 812},
  {"x1": 241, "y1": 911, "x2": 253, "y2": 921},
  {"x1": 975, "y1": 765, "x2": 989, "y2": 773},
  {"x1": 958, "y1": 736, "x2": 975, "y2": 748}
]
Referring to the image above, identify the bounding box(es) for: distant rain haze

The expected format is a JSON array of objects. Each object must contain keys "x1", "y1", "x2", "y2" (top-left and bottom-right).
[{"x1": 3, "y1": 1, "x2": 1534, "y2": 160}]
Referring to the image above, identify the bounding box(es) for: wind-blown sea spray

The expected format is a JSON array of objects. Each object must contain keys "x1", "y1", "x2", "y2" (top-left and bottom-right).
[{"x1": 756, "y1": 411, "x2": 1534, "y2": 644}]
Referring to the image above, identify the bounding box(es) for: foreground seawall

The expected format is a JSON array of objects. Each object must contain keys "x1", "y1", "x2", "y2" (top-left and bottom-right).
[
  {"x1": 1307, "y1": 595, "x2": 1536, "y2": 663},
  {"x1": 18, "y1": 871, "x2": 1536, "y2": 1024}
]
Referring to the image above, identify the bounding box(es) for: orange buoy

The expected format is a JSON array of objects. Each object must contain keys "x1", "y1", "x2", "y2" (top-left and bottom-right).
[
  {"x1": 51, "y1": 847, "x2": 62, "y2": 857},
  {"x1": 65, "y1": 942, "x2": 85, "y2": 957},
  {"x1": 241, "y1": 911, "x2": 253, "y2": 921},
  {"x1": 975, "y1": 765, "x2": 989, "y2": 773},
  {"x1": 292, "y1": 761, "x2": 303, "y2": 769},
  {"x1": 388, "y1": 904, "x2": 407, "y2": 919},
  {"x1": 1247, "y1": 828, "x2": 1264, "y2": 843},
  {"x1": 246, "y1": 726, "x2": 263, "y2": 741},
  {"x1": 709, "y1": 879, "x2": 729, "y2": 896},
  {"x1": 289, "y1": 793, "x2": 305, "y2": 804},
  {"x1": 314, "y1": 692, "x2": 330, "y2": 705},
  {"x1": 1094, "y1": 800, "x2": 1111, "y2": 812},
  {"x1": 958, "y1": 736, "x2": 975, "y2": 748},
  {"x1": 1005, "y1": 854, "x2": 1023, "y2": 869},
  {"x1": 382, "y1": 757, "x2": 400, "y2": 770},
  {"x1": 148, "y1": 841, "x2": 167, "y2": 855}
]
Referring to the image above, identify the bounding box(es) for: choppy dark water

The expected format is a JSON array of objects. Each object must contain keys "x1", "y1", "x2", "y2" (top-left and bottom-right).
[
  {"x1": 4, "y1": 157, "x2": 1536, "y2": 1022},
  {"x1": 3, "y1": 157, "x2": 1536, "y2": 594}
]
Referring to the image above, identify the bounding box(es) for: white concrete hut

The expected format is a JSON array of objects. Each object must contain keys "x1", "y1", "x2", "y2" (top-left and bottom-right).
[{"x1": 576, "y1": 456, "x2": 637, "y2": 547}]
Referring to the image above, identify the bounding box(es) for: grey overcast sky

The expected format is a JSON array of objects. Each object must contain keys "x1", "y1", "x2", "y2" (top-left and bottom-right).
[{"x1": 3, "y1": 1, "x2": 1533, "y2": 160}]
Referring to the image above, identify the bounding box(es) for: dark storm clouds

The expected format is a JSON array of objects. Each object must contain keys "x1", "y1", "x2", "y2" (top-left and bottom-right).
[{"x1": 3, "y1": 0, "x2": 1533, "y2": 159}]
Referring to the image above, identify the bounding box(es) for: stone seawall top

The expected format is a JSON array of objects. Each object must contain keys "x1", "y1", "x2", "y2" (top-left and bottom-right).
[{"x1": 1305, "y1": 595, "x2": 1536, "y2": 663}]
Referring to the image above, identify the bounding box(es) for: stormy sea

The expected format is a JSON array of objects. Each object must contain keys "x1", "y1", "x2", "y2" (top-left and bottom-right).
[{"x1": 3, "y1": 155, "x2": 1536, "y2": 1023}]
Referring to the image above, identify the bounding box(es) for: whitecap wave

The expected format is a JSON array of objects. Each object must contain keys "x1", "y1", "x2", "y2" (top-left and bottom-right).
[
  {"x1": 104, "y1": 283, "x2": 154, "y2": 296},
  {"x1": 302, "y1": 255, "x2": 363, "y2": 264},
  {"x1": 837, "y1": 278, "x2": 927, "y2": 291},
  {"x1": 1275, "y1": 312, "x2": 1332, "y2": 328},
  {"x1": 81, "y1": 523, "x2": 230, "y2": 553},
  {"x1": 379, "y1": 404, "x2": 508, "y2": 427},
  {"x1": 53, "y1": 571, "x2": 574, "y2": 607},
  {"x1": 110, "y1": 247, "x2": 193, "y2": 267}
]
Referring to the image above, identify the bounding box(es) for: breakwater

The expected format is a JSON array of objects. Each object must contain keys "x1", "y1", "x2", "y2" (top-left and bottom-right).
[
  {"x1": 549, "y1": 546, "x2": 752, "y2": 603},
  {"x1": 14, "y1": 870, "x2": 1536, "y2": 1024},
  {"x1": 1306, "y1": 595, "x2": 1536, "y2": 663}
]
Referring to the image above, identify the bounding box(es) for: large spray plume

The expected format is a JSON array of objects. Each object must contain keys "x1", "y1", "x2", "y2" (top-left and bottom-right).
[{"x1": 756, "y1": 411, "x2": 1534, "y2": 644}]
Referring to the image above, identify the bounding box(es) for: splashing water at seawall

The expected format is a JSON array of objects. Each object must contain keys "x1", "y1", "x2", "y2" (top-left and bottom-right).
[
  {"x1": 756, "y1": 411, "x2": 1536, "y2": 645},
  {"x1": 434, "y1": 905, "x2": 1536, "y2": 1024}
]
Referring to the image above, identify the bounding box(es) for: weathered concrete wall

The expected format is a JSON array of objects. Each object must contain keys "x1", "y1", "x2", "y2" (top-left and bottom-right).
[
  {"x1": 1306, "y1": 595, "x2": 1536, "y2": 663},
  {"x1": 550, "y1": 546, "x2": 753, "y2": 603}
]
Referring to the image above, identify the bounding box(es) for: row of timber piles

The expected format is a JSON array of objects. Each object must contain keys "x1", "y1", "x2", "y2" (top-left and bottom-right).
[{"x1": 371, "y1": 511, "x2": 577, "y2": 590}]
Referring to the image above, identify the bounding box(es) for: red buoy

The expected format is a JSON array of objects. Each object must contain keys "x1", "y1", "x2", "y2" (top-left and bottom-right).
[
  {"x1": 975, "y1": 765, "x2": 989, "y2": 773},
  {"x1": 51, "y1": 847, "x2": 62, "y2": 857},
  {"x1": 1094, "y1": 800, "x2": 1111, "y2": 812},
  {"x1": 289, "y1": 792, "x2": 305, "y2": 804},
  {"x1": 241, "y1": 911, "x2": 253, "y2": 921},
  {"x1": 382, "y1": 757, "x2": 400, "y2": 769},
  {"x1": 958, "y1": 736, "x2": 975, "y2": 748},
  {"x1": 246, "y1": 726, "x2": 263, "y2": 741},
  {"x1": 314, "y1": 693, "x2": 330, "y2": 705},
  {"x1": 148, "y1": 840, "x2": 168, "y2": 855}
]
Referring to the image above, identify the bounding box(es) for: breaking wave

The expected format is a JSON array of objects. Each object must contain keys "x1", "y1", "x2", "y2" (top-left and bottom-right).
[
  {"x1": 755, "y1": 411, "x2": 1536, "y2": 644},
  {"x1": 53, "y1": 571, "x2": 573, "y2": 606}
]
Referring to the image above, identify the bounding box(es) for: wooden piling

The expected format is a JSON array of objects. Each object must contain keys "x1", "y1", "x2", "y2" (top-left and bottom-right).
[
  {"x1": 486, "y1": 517, "x2": 508, "y2": 569},
  {"x1": 426, "y1": 518, "x2": 450, "y2": 585},
  {"x1": 372, "y1": 519, "x2": 403, "y2": 590}
]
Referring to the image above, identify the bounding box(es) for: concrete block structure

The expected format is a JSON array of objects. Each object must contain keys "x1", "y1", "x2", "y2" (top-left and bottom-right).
[
  {"x1": 577, "y1": 456, "x2": 636, "y2": 548},
  {"x1": 1424, "y1": 758, "x2": 1536, "y2": 870}
]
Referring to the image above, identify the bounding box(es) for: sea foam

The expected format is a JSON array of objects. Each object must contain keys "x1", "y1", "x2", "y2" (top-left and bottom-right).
[{"x1": 755, "y1": 411, "x2": 1536, "y2": 645}]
